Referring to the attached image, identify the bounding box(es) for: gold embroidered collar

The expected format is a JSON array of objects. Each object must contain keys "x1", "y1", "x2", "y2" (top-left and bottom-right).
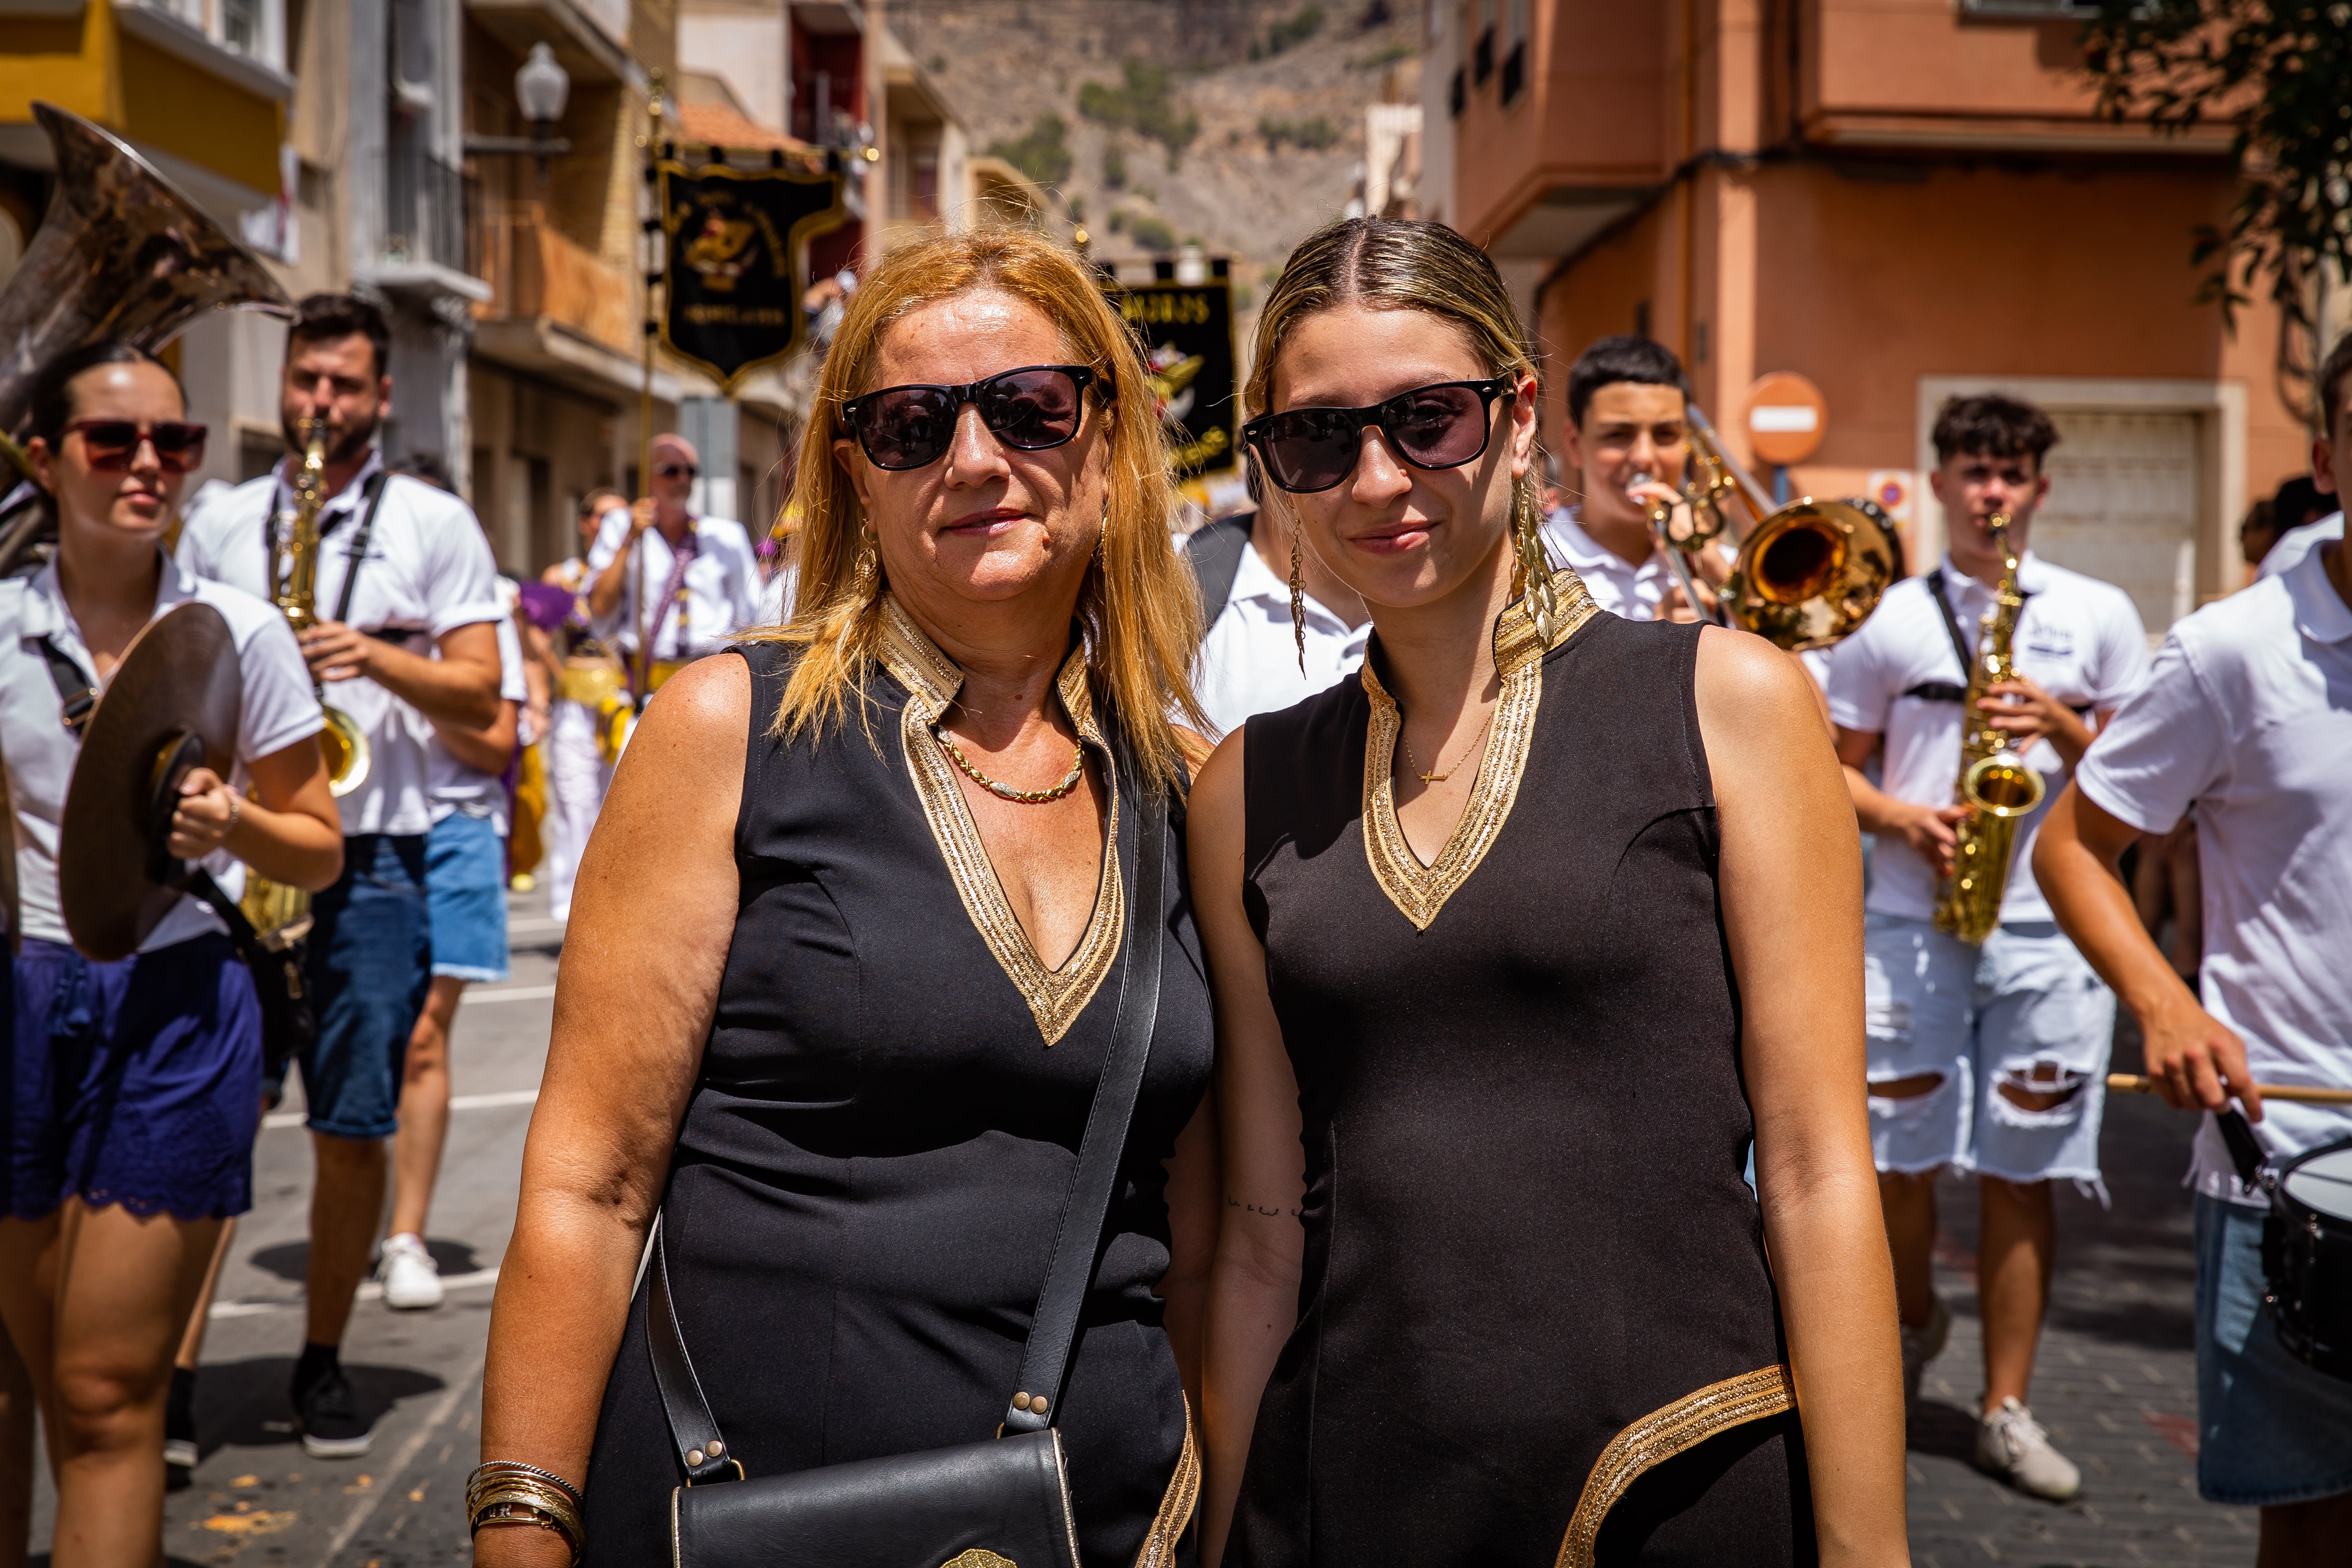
[
  {"x1": 1359, "y1": 568, "x2": 1597, "y2": 931},
  {"x1": 876, "y1": 598, "x2": 1123, "y2": 1046}
]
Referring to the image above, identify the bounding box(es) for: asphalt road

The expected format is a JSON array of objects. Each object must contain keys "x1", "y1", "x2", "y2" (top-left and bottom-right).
[{"x1": 25, "y1": 899, "x2": 2268, "y2": 1567}]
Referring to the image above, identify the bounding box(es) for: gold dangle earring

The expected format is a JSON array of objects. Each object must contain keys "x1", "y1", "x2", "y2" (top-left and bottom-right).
[
  {"x1": 1513, "y1": 479, "x2": 1558, "y2": 645},
  {"x1": 853, "y1": 527, "x2": 880, "y2": 597},
  {"x1": 1289, "y1": 525, "x2": 1308, "y2": 676}
]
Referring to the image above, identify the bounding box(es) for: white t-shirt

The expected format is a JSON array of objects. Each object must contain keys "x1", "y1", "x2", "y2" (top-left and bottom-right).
[
  {"x1": 1, "y1": 555, "x2": 324, "y2": 951},
  {"x1": 2074, "y1": 544, "x2": 2352, "y2": 1205},
  {"x1": 176, "y1": 450, "x2": 505, "y2": 837},
  {"x1": 2258, "y1": 509, "x2": 2343, "y2": 581},
  {"x1": 1825, "y1": 551, "x2": 2150, "y2": 923},
  {"x1": 1188, "y1": 525, "x2": 1370, "y2": 739},
  {"x1": 756, "y1": 563, "x2": 797, "y2": 629},
  {"x1": 426, "y1": 580, "x2": 530, "y2": 837},
  {"x1": 1538, "y1": 506, "x2": 1674, "y2": 622},
  {"x1": 586, "y1": 510, "x2": 762, "y2": 659}
]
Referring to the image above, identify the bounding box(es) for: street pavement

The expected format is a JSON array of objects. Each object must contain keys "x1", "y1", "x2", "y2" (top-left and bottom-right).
[{"x1": 27, "y1": 901, "x2": 2266, "y2": 1566}]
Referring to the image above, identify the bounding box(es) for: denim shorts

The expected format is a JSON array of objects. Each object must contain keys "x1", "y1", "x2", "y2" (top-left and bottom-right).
[
  {"x1": 6, "y1": 935, "x2": 261, "y2": 1221},
  {"x1": 296, "y1": 833, "x2": 431, "y2": 1140},
  {"x1": 426, "y1": 808, "x2": 511, "y2": 983},
  {"x1": 1862, "y1": 914, "x2": 2114, "y2": 1186},
  {"x1": 2194, "y1": 1192, "x2": 2352, "y2": 1505}
]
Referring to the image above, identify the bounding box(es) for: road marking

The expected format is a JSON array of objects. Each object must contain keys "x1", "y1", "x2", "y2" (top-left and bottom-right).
[
  {"x1": 323, "y1": 1343, "x2": 486, "y2": 1563},
  {"x1": 210, "y1": 1267, "x2": 501, "y2": 1320},
  {"x1": 467, "y1": 982, "x2": 559, "y2": 1003},
  {"x1": 262, "y1": 1087, "x2": 538, "y2": 1131}
]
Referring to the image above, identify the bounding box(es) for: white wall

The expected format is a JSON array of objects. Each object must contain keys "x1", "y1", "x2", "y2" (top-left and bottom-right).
[{"x1": 679, "y1": 14, "x2": 789, "y2": 132}]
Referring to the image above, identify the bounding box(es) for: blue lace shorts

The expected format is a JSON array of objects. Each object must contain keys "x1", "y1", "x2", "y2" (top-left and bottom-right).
[{"x1": 5, "y1": 934, "x2": 262, "y2": 1222}]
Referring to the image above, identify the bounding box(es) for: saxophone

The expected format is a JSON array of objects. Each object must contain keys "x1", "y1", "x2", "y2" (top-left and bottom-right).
[
  {"x1": 1932, "y1": 515, "x2": 2047, "y2": 945},
  {"x1": 239, "y1": 419, "x2": 372, "y2": 945}
]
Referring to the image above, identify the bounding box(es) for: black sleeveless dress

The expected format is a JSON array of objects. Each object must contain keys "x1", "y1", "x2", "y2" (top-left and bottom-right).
[
  {"x1": 1228, "y1": 572, "x2": 1814, "y2": 1568},
  {"x1": 582, "y1": 602, "x2": 1210, "y2": 1567}
]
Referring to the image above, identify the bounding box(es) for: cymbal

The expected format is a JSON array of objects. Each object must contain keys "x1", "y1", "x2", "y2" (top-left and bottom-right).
[{"x1": 60, "y1": 602, "x2": 241, "y2": 961}]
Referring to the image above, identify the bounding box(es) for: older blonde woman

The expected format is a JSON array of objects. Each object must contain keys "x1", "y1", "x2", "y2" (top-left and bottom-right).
[{"x1": 474, "y1": 228, "x2": 1215, "y2": 1568}]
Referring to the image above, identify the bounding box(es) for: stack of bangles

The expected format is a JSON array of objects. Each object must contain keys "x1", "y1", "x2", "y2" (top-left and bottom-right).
[{"x1": 467, "y1": 1461, "x2": 585, "y2": 1563}]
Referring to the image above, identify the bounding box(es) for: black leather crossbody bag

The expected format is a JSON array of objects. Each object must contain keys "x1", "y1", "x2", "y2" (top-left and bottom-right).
[{"x1": 645, "y1": 779, "x2": 1169, "y2": 1568}]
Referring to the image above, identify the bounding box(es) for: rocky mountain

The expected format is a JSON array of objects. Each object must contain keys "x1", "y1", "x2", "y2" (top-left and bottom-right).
[{"x1": 891, "y1": 0, "x2": 1422, "y2": 315}]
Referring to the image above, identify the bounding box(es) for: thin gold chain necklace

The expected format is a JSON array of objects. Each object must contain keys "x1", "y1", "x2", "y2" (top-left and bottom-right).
[
  {"x1": 934, "y1": 725, "x2": 1086, "y2": 804},
  {"x1": 1400, "y1": 704, "x2": 1496, "y2": 785}
]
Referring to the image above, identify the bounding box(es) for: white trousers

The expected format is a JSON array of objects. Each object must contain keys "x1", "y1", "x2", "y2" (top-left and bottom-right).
[{"x1": 546, "y1": 699, "x2": 613, "y2": 921}]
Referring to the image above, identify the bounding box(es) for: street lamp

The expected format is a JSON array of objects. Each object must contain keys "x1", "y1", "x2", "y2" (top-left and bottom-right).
[{"x1": 465, "y1": 41, "x2": 573, "y2": 178}]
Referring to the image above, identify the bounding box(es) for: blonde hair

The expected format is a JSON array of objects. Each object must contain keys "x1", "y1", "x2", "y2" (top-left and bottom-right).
[
  {"x1": 748, "y1": 227, "x2": 1204, "y2": 791},
  {"x1": 1245, "y1": 218, "x2": 1548, "y2": 600}
]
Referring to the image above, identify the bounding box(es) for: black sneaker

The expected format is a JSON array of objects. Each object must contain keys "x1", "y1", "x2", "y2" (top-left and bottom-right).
[
  {"x1": 164, "y1": 1367, "x2": 198, "y2": 1486},
  {"x1": 290, "y1": 1346, "x2": 373, "y2": 1459}
]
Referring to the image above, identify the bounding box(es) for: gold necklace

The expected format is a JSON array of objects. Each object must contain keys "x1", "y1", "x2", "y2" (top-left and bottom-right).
[
  {"x1": 1401, "y1": 705, "x2": 1496, "y2": 785},
  {"x1": 933, "y1": 726, "x2": 1086, "y2": 804}
]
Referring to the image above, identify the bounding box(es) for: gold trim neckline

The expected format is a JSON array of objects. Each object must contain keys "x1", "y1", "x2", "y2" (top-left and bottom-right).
[
  {"x1": 1360, "y1": 568, "x2": 1597, "y2": 931},
  {"x1": 877, "y1": 598, "x2": 1123, "y2": 1046},
  {"x1": 1553, "y1": 1363, "x2": 1795, "y2": 1568}
]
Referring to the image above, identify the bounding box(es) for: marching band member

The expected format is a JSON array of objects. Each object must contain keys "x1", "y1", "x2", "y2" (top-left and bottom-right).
[
  {"x1": 1186, "y1": 482, "x2": 1371, "y2": 736},
  {"x1": 176, "y1": 293, "x2": 505, "y2": 1459},
  {"x1": 2035, "y1": 330, "x2": 2352, "y2": 1564},
  {"x1": 1822, "y1": 393, "x2": 2148, "y2": 1499},
  {"x1": 538, "y1": 489, "x2": 627, "y2": 922},
  {"x1": 0, "y1": 342, "x2": 341, "y2": 1566},
  {"x1": 1540, "y1": 334, "x2": 1710, "y2": 623},
  {"x1": 583, "y1": 434, "x2": 760, "y2": 708},
  {"x1": 1196, "y1": 218, "x2": 1904, "y2": 1566}
]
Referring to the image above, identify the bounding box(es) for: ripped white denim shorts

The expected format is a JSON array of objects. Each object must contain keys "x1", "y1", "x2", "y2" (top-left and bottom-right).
[{"x1": 1862, "y1": 913, "x2": 2114, "y2": 1187}]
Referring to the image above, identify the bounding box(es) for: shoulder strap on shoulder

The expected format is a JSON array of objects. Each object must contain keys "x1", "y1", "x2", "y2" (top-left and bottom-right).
[
  {"x1": 331, "y1": 472, "x2": 394, "y2": 626},
  {"x1": 1184, "y1": 516, "x2": 1254, "y2": 638},
  {"x1": 1924, "y1": 568, "x2": 1975, "y2": 683}
]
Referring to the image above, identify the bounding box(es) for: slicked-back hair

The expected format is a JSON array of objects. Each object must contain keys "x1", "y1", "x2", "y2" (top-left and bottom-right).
[
  {"x1": 1565, "y1": 335, "x2": 1688, "y2": 427},
  {"x1": 2321, "y1": 331, "x2": 2352, "y2": 439},
  {"x1": 289, "y1": 292, "x2": 392, "y2": 378},
  {"x1": 1931, "y1": 393, "x2": 2059, "y2": 471},
  {"x1": 1245, "y1": 217, "x2": 1542, "y2": 565}
]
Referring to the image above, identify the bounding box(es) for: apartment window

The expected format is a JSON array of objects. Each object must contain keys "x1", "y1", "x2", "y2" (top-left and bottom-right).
[
  {"x1": 911, "y1": 147, "x2": 940, "y2": 222},
  {"x1": 222, "y1": 0, "x2": 262, "y2": 52},
  {"x1": 1500, "y1": 0, "x2": 1526, "y2": 105},
  {"x1": 1473, "y1": 26, "x2": 1494, "y2": 84},
  {"x1": 1448, "y1": 67, "x2": 1466, "y2": 119}
]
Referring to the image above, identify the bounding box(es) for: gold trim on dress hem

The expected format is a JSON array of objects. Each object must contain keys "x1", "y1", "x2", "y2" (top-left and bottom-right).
[
  {"x1": 877, "y1": 599, "x2": 1123, "y2": 1046},
  {"x1": 1131, "y1": 1395, "x2": 1201, "y2": 1568},
  {"x1": 1359, "y1": 569, "x2": 1597, "y2": 931},
  {"x1": 1552, "y1": 1362, "x2": 1797, "y2": 1568}
]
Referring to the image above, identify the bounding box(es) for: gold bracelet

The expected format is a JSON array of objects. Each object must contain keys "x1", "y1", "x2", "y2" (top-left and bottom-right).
[
  {"x1": 467, "y1": 1461, "x2": 585, "y2": 1515},
  {"x1": 469, "y1": 1483, "x2": 584, "y2": 1564}
]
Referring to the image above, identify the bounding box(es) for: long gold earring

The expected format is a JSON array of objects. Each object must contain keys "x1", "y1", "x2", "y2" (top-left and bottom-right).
[
  {"x1": 1289, "y1": 527, "x2": 1307, "y2": 676},
  {"x1": 1513, "y1": 481, "x2": 1557, "y2": 645},
  {"x1": 853, "y1": 529, "x2": 879, "y2": 597}
]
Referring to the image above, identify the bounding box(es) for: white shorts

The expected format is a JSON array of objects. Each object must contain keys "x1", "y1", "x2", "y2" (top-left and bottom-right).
[{"x1": 1863, "y1": 914, "x2": 2114, "y2": 1186}]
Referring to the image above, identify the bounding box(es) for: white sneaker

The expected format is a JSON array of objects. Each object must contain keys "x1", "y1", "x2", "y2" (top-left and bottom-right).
[
  {"x1": 1976, "y1": 1396, "x2": 2081, "y2": 1501},
  {"x1": 376, "y1": 1232, "x2": 444, "y2": 1311},
  {"x1": 1899, "y1": 1293, "x2": 1952, "y2": 1409}
]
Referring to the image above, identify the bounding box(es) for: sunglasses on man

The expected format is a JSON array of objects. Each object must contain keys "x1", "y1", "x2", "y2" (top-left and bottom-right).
[
  {"x1": 62, "y1": 418, "x2": 209, "y2": 476},
  {"x1": 1242, "y1": 375, "x2": 1518, "y2": 494},
  {"x1": 841, "y1": 364, "x2": 1101, "y2": 472},
  {"x1": 655, "y1": 462, "x2": 699, "y2": 480}
]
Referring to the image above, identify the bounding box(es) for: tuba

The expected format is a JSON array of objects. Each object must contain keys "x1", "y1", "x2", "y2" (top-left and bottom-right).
[
  {"x1": 1932, "y1": 516, "x2": 2045, "y2": 945},
  {"x1": 1637, "y1": 403, "x2": 1896, "y2": 651}
]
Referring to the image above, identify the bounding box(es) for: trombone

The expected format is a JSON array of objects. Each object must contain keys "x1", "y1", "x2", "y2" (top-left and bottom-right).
[{"x1": 1635, "y1": 403, "x2": 1896, "y2": 651}]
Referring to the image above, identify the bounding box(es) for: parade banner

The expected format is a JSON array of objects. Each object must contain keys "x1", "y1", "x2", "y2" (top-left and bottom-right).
[
  {"x1": 1108, "y1": 279, "x2": 1237, "y2": 481},
  {"x1": 656, "y1": 157, "x2": 845, "y2": 392}
]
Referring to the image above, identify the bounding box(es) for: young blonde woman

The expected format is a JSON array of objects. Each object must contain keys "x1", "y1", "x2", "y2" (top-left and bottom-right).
[
  {"x1": 0, "y1": 341, "x2": 343, "y2": 1566},
  {"x1": 475, "y1": 228, "x2": 1216, "y2": 1568},
  {"x1": 1193, "y1": 220, "x2": 1906, "y2": 1565}
]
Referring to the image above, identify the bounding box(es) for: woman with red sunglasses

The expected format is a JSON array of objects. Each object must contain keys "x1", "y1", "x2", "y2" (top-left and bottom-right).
[
  {"x1": 1190, "y1": 220, "x2": 1908, "y2": 1566},
  {"x1": 0, "y1": 341, "x2": 344, "y2": 1567}
]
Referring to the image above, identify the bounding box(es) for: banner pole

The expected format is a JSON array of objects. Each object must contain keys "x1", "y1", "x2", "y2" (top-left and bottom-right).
[{"x1": 633, "y1": 69, "x2": 666, "y2": 710}]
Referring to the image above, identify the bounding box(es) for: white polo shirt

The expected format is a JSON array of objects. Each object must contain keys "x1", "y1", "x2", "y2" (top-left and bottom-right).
[
  {"x1": 2258, "y1": 509, "x2": 2343, "y2": 580},
  {"x1": 177, "y1": 450, "x2": 506, "y2": 838},
  {"x1": 586, "y1": 509, "x2": 762, "y2": 660},
  {"x1": 1, "y1": 554, "x2": 323, "y2": 951},
  {"x1": 1538, "y1": 506, "x2": 1673, "y2": 621},
  {"x1": 2075, "y1": 544, "x2": 2352, "y2": 1204},
  {"x1": 426, "y1": 579, "x2": 531, "y2": 838},
  {"x1": 1189, "y1": 527, "x2": 1370, "y2": 739},
  {"x1": 1825, "y1": 551, "x2": 2150, "y2": 924}
]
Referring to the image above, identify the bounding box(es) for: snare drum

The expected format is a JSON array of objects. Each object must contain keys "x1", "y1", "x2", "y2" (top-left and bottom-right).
[{"x1": 2262, "y1": 1137, "x2": 2352, "y2": 1382}]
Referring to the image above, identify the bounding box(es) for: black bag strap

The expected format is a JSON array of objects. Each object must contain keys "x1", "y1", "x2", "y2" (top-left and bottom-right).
[
  {"x1": 35, "y1": 635, "x2": 96, "y2": 733},
  {"x1": 1183, "y1": 515, "x2": 1253, "y2": 638},
  {"x1": 1924, "y1": 568, "x2": 1975, "y2": 686},
  {"x1": 642, "y1": 751, "x2": 1172, "y2": 1481}
]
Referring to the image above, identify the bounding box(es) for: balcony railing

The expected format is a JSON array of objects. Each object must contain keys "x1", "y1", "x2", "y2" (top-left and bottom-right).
[
  {"x1": 469, "y1": 200, "x2": 635, "y2": 352},
  {"x1": 384, "y1": 152, "x2": 470, "y2": 271}
]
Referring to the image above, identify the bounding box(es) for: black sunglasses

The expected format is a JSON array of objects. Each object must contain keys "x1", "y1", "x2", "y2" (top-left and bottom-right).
[
  {"x1": 842, "y1": 364, "x2": 1100, "y2": 472},
  {"x1": 63, "y1": 418, "x2": 209, "y2": 475},
  {"x1": 1242, "y1": 376, "x2": 1517, "y2": 494},
  {"x1": 655, "y1": 462, "x2": 698, "y2": 480}
]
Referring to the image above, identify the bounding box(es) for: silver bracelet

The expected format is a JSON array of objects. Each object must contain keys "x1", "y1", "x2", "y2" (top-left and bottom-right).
[{"x1": 224, "y1": 789, "x2": 242, "y2": 837}]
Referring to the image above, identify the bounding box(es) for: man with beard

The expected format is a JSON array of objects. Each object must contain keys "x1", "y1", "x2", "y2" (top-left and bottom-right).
[{"x1": 177, "y1": 294, "x2": 503, "y2": 1458}]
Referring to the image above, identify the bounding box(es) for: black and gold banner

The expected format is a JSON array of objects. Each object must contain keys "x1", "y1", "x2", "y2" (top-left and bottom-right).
[
  {"x1": 1108, "y1": 280, "x2": 1236, "y2": 481},
  {"x1": 656, "y1": 157, "x2": 845, "y2": 391}
]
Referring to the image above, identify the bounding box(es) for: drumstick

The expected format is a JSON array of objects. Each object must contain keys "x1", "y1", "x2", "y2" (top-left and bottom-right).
[{"x1": 2107, "y1": 1074, "x2": 2352, "y2": 1106}]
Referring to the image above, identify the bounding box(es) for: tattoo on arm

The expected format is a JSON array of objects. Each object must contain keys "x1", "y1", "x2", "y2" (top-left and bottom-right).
[{"x1": 1228, "y1": 1197, "x2": 1301, "y2": 1219}]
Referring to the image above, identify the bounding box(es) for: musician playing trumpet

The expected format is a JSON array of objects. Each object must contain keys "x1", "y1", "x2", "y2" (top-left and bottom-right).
[
  {"x1": 0, "y1": 342, "x2": 342, "y2": 1568},
  {"x1": 1821, "y1": 393, "x2": 2149, "y2": 1500},
  {"x1": 176, "y1": 293, "x2": 505, "y2": 1461}
]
